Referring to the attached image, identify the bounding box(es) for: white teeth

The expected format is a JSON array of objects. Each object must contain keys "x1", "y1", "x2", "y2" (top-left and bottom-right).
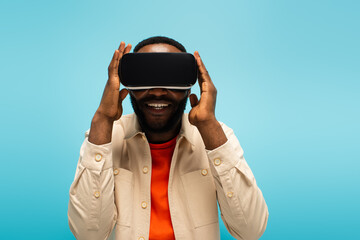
[{"x1": 147, "y1": 103, "x2": 169, "y2": 109}]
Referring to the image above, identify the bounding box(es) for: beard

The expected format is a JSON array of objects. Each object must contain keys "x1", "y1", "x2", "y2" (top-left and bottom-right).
[{"x1": 130, "y1": 92, "x2": 188, "y2": 134}]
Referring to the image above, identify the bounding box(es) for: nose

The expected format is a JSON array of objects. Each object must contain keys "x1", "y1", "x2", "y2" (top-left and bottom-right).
[{"x1": 147, "y1": 88, "x2": 168, "y2": 97}]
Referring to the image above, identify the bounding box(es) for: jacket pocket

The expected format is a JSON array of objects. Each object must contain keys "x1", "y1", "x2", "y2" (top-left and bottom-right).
[
  {"x1": 114, "y1": 168, "x2": 133, "y2": 227},
  {"x1": 181, "y1": 169, "x2": 218, "y2": 228}
]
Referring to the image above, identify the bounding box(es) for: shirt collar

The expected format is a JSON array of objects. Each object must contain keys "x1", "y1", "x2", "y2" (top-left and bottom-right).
[
  {"x1": 122, "y1": 113, "x2": 195, "y2": 146},
  {"x1": 179, "y1": 113, "x2": 195, "y2": 146}
]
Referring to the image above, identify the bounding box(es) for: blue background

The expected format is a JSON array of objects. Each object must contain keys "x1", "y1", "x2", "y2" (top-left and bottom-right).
[{"x1": 1, "y1": 0, "x2": 359, "y2": 239}]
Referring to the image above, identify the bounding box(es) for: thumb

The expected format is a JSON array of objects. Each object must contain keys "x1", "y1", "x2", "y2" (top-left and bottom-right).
[
  {"x1": 119, "y1": 88, "x2": 129, "y2": 102},
  {"x1": 189, "y1": 94, "x2": 199, "y2": 108},
  {"x1": 115, "y1": 89, "x2": 129, "y2": 120}
]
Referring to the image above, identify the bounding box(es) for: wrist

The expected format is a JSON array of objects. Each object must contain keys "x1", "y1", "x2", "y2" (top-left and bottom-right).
[
  {"x1": 88, "y1": 111, "x2": 114, "y2": 145},
  {"x1": 194, "y1": 116, "x2": 218, "y2": 131},
  {"x1": 195, "y1": 118, "x2": 227, "y2": 150},
  {"x1": 92, "y1": 110, "x2": 115, "y2": 125}
]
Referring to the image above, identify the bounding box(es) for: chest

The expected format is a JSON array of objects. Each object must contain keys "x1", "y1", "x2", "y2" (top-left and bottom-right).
[{"x1": 111, "y1": 135, "x2": 219, "y2": 238}]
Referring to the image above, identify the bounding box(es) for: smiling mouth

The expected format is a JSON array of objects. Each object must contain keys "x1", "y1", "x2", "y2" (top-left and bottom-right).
[{"x1": 146, "y1": 103, "x2": 170, "y2": 110}]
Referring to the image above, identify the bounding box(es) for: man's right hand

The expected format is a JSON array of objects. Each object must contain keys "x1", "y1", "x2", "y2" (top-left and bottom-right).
[{"x1": 88, "y1": 42, "x2": 132, "y2": 145}]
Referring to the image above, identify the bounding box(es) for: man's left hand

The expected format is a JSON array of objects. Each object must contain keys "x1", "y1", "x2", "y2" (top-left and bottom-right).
[
  {"x1": 189, "y1": 51, "x2": 227, "y2": 150},
  {"x1": 189, "y1": 51, "x2": 218, "y2": 127}
]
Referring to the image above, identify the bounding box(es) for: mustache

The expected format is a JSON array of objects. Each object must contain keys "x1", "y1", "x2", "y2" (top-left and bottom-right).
[{"x1": 135, "y1": 95, "x2": 177, "y2": 104}]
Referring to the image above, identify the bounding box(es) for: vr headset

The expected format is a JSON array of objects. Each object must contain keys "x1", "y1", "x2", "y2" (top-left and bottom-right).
[{"x1": 119, "y1": 52, "x2": 198, "y2": 90}]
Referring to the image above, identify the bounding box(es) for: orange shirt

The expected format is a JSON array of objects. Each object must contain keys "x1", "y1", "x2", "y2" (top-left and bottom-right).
[{"x1": 148, "y1": 137, "x2": 177, "y2": 240}]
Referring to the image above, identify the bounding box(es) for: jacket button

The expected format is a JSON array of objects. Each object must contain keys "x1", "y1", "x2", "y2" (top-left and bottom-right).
[
  {"x1": 142, "y1": 166, "x2": 149, "y2": 174},
  {"x1": 214, "y1": 158, "x2": 221, "y2": 166},
  {"x1": 227, "y1": 192, "x2": 233, "y2": 198},
  {"x1": 94, "y1": 191, "x2": 100, "y2": 198},
  {"x1": 113, "y1": 169, "x2": 119, "y2": 175},
  {"x1": 95, "y1": 153, "x2": 102, "y2": 162},
  {"x1": 138, "y1": 237, "x2": 145, "y2": 240},
  {"x1": 201, "y1": 169, "x2": 208, "y2": 176},
  {"x1": 141, "y1": 201, "x2": 147, "y2": 209}
]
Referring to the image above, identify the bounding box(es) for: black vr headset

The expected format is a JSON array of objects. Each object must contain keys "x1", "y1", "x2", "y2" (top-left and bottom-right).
[{"x1": 119, "y1": 52, "x2": 198, "y2": 90}]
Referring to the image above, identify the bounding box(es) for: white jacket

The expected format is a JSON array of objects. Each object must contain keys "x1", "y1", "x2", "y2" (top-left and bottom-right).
[{"x1": 68, "y1": 113, "x2": 268, "y2": 240}]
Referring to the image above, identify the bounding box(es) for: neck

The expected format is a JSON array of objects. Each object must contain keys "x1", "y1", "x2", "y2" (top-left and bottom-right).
[{"x1": 145, "y1": 121, "x2": 181, "y2": 144}]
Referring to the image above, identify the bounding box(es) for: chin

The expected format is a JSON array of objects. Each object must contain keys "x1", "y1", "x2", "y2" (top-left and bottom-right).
[
  {"x1": 143, "y1": 116, "x2": 180, "y2": 133},
  {"x1": 130, "y1": 93, "x2": 187, "y2": 134},
  {"x1": 146, "y1": 118, "x2": 169, "y2": 131}
]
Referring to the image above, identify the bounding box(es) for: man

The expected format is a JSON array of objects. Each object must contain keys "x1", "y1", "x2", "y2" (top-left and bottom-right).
[{"x1": 68, "y1": 36, "x2": 268, "y2": 240}]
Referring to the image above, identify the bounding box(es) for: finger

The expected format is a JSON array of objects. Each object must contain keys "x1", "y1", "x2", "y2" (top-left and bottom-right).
[
  {"x1": 118, "y1": 41, "x2": 126, "y2": 51},
  {"x1": 194, "y1": 51, "x2": 218, "y2": 97},
  {"x1": 117, "y1": 44, "x2": 132, "y2": 81},
  {"x1": 123, "y1": 44, "x2": 132, "y2": 55},
  {"x1": 117, "y1": 43, "x2": 131, "y2": 69},
  {"x1": 116, "y1": 42, "x2": 126, "y2": 62},
  {"x1": 194, "y1": 51, "x2": 211, "y2": 81},
  {"x1": 119, "y1": 43, "x2": 131, "y2": 59},
  {"x1": 189, "y1": 94, "x2": 199, "y2": 108},
  {"x1": 115, "y1": 88, "x2": 129, "y2": 120},
  {"x1": 109, "y1": 41, "x2": 125, "y2": 73},
  {"x1": 194, "y1": 51, "x2": 208, "y2": 92},
  {"x1": 108, "y1": 49, "x2": 120, "y2": 77}
]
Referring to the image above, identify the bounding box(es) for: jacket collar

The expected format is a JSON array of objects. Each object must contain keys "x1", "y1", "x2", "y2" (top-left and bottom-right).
[{"x1": 122, "y1": 113, "x2": 195, "y2": 146}]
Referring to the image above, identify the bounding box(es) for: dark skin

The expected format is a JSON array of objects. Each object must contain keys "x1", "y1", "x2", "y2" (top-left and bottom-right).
[{"x1": 88, "y1": 42, "x2": 227, "y2": 150}]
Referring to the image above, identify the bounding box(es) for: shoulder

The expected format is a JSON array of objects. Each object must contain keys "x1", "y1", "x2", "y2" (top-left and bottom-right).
[
  {"x1": 84, "y1": 113, "x2": 138, "y2": 140},
  {"x1": 218, "y1": 120, "x2": 234, "y2": 137},
  {"x1": 115, "y1": 113, "x2": 136, "y2": 127},
  {"x1": 181, "y1": 114, "x2": 235, "y2": 145}
]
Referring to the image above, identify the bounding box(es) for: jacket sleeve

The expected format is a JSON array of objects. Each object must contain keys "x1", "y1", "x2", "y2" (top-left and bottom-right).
[
  {"x1": 68, "y1": 131, "x2": 117, "y2": 240},
  {"x1": 206, "y1": 123, "x2": 269, "y2": 240}
]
